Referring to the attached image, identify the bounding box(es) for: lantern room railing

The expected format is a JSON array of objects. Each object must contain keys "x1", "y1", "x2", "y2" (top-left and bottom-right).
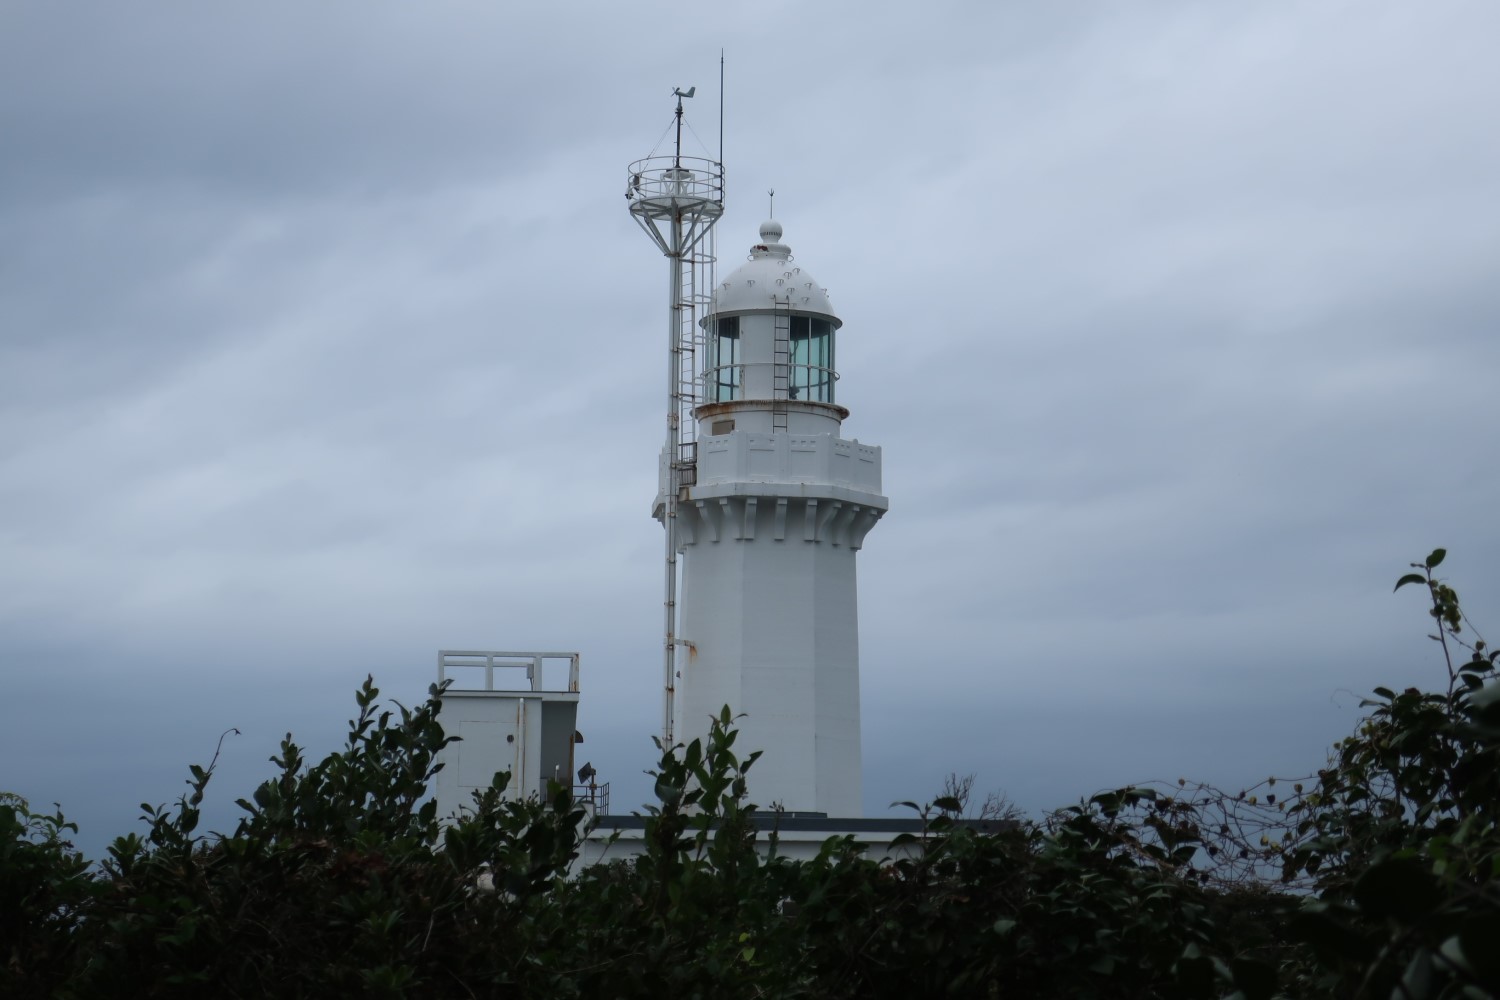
[{"x1": 704, "y1": 361, "x2": 839, "y2": 404}]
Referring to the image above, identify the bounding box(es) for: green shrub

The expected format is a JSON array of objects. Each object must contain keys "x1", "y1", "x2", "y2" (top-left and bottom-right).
[{"x1": 2, "y1": 552, "x2": 1495, "y2": 997}]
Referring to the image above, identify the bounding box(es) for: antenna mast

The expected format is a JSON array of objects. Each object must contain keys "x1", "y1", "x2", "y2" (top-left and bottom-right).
[{"x1": 625, "y1": 88, "x2": 724, "y2": 745}]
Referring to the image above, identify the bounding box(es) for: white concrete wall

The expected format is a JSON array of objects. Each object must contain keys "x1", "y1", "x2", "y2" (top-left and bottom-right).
[
  {"x1": 435, "y1": 692, "x2": 572, "y2": 819},
  {"x1": 695, "y1": 403, "x2": 845, "y2": 437},
  {"x1": 696, "y1": 432, "x2": 882, "y2": 494},
  {"x1": 673, "y1": 428, "x2": 887, "y2": 818}
]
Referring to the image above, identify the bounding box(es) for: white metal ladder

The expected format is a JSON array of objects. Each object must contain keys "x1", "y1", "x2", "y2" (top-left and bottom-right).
[{"x1": 772, "y1": 295, "x2": 791, "y2": 432}]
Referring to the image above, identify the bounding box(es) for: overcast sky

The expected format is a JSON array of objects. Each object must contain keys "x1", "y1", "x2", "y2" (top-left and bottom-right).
[{"x1": 3, "y1": 2, "x2": 1498, "y2": 859}]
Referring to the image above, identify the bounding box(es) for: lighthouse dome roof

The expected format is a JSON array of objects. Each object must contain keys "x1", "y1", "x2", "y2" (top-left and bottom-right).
[{"x1": 710, "y1": 221, "x2": 840, "y2": 325}]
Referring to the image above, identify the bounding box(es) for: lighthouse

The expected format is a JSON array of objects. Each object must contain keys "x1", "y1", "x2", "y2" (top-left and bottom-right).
[
  {"x1": 433, "y1": 91, "x2": 893, "y2": 846},
  {"x1": 659, "y1": 219, "x2": 888, "y2": 817},
  {"x1": 622, "y1": 87, "x2": 886, "y2": 818}
]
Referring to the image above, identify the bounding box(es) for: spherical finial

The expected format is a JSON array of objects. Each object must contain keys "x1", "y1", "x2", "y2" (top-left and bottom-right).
[{"x1": 759, "y1": 219, "x2": 783, "y2": 243}]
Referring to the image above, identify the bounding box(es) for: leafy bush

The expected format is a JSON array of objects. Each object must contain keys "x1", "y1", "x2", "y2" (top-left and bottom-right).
[
  {"x1": 0, "y1": 794, "x2": 92, "y2": 998},
  {"x1": 1278, "y1": 549, "x2": 1500, "y2": 996},
  {"x1": 1, "y1": 551, "x2": 1496, "y2": 997}
]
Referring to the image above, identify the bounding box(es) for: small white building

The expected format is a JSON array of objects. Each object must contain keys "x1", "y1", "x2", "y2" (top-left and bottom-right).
[{"x1": 431, "y1": 652, "x2": 584, "y2": 818}]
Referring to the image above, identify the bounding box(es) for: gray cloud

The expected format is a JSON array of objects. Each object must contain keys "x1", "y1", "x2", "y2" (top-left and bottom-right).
[{"x1": 3, "y1": 1, "x2": 1498, "y2": 858}]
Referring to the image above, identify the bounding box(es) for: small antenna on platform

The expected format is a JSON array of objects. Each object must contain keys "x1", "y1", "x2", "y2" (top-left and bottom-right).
[
  {"x1": 672, "y1": 86, "x2": 695, "y2": 168},
  {"x1": 719, "y1": 50, "x2": 725, "y2": 169},
  {"x1": 768, "y1": 188, "x2": 775, "y2": 218}
]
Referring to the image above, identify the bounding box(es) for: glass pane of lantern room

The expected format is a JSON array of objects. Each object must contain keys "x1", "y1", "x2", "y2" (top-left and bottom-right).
[
  {"x1": 714, "y1": 318, "x2": 740, "y2": 401},
  {"x1": 790, "y1": 316, "x2": 810, "y2": 400},
  {"x1": 791, "y1": 317, "x2": 834, "y2": 402},
  {"x1": 811, "y1": 319, "x2": 834, "y2": 402}
]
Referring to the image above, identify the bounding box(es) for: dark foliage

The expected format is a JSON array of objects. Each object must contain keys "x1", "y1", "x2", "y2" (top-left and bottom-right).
[{"x1": 2, "y1": 551, "x2": 1497, "y2": 997}]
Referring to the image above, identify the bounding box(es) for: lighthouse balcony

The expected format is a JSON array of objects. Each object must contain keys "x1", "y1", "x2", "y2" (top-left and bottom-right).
[
  {"x1": 656, "y1": 430, "x2": 882, "y2": 501},
  {"x1": 695, "y1": 430, "x2": 883, "y2": 494},
  {"x1": 653, "y1": 431, "x2": 887, "y2": 529}
]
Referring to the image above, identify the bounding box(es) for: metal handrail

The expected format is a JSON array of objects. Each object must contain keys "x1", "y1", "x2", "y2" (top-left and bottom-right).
[
  {"x1": 626, "y1": 156, "x2": 724, "y2": 214},
  {"x1": 573, "y1": 782, "x2": 610, "y2": 815},
  {"x1": 702, "y1": 361, "x2": 839, "y2": 404},
  {"x1": 437, "y1": 651, "x2": 580, "y2": 693}
]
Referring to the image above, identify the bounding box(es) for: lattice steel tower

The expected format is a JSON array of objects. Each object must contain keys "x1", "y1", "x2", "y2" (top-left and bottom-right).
[{"x1": 625, "y1": 87, "x2": 724, "y2": 745}]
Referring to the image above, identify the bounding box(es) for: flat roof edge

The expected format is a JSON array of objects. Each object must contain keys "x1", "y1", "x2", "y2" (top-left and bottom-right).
[{"x1": 590, "y1": 815, "x2": 1017, "y2": 835}]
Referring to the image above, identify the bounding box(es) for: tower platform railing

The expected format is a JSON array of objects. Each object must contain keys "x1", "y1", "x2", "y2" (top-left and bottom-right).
[{"x1": 626, "y1": 156, "x2": 724, "y2": 223}]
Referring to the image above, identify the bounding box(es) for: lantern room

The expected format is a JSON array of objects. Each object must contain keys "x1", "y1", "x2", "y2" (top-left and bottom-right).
[{"x1": 697, "y1": 221, "x2": 848, "y2": 438}]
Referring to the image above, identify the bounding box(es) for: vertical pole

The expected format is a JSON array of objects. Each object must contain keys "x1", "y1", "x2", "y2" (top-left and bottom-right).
[
  {"x1": 515, "y1": 699, "x2": 527, "y2": 799},
  {"x1": 674, "y1": 94, "x2": 683, "y2": 169},
  {"x1": 662, "y1": 208, "x2": 683, "y2": 746},
  {"x1": 665, "y1": 91, "x2": 686, "y2": 745}
]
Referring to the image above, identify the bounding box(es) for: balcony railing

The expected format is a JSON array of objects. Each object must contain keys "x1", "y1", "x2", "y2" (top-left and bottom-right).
[{"x1": 437, "y1": 651, "x2": 580, "y2": 693}]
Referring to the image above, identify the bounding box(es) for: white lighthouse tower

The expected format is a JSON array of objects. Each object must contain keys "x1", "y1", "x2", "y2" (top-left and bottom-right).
[
  {"x1": 662, "y1": 220, "x2": 887, "y2": 817},
  {"x1": 624, "y1": 89, "x2": 886, "y2": 819}
]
